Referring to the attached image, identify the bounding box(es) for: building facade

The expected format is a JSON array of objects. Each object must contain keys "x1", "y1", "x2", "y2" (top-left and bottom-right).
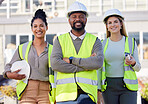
[
  {"x1": 0, "y1": 0, "x2": 148, "y2": 74},
  {"x1": 0, "y1": 0, "x2": 148, "y2": 103}
]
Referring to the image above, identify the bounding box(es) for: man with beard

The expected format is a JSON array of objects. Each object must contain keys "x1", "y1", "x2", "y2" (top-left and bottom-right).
[{"x1": 50, "y1": 1, "x2": 103, "y2": 104}]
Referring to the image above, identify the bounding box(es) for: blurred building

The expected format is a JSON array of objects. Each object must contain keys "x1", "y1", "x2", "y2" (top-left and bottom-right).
[
  {"x1": 0, "y1": 0, "x2": 148, "y2": 75},
  {"x1": 0, "y1": 0, "x2": 148, "y2": 103},
  {"x1": 0, "y1": 0, "x2": 147, "y2": 72}
]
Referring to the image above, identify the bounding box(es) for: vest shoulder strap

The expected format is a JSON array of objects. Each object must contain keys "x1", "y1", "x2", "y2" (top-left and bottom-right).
[
  {"x1": 18, "y1": 41, "x2": 32, "y2": 62},
  {"x1": 125, "y1": 37, "x2": 135, "y2": 54},
  {"x1": 48, "y1": 44, "x2": 53, "y2": 68}
]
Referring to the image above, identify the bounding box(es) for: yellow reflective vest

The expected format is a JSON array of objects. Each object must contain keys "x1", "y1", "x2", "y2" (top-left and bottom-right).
[
  {"x1": 56, "y1": 33, "x2": 98, "y2": 103},
  {"x1": 101, "y1": 37, "x2": 138, "y2": 92},
  {"x1": 17, "y1": 41, "x2": 53, "y2": 100}
]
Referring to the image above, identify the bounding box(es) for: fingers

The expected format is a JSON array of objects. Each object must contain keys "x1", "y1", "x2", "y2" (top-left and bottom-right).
[
  {"x1": 14, "y1": 69, "x2": 21, "y2": 73},
  {"x1": 7, "y1": 70, "x2": 26, "y2": 80},
  {"x1": 125, "y1": 58, "x2": 132, "y2": 65},
  {"x1": 63, "y1": 58, "x2": 70, "y2": 63},
  {"x1": 12, "y1": 73, "x2": 26, "y2": 80},
  {"x1": 125, "y1": 61, "x2": 130, "y2": 65},
  {"x1": 125, "y1": 55, "x2": 135, "y2": 65},
  {"x1": 15, "y1": 74, "x2": 26, "y2": 80},
  {"x1": 91, "y1": 53, "x2": 96, "y2": 57}
]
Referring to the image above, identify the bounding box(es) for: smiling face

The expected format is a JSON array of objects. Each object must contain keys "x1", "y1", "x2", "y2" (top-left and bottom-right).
[
  {"x1": 31, "y1": 18, "x2": 48, "y2": 39},
  {"x1": 106, "y1": 16, "x2": 122, "y2": 35},
  {"x1": 68, "y1": 12, "x2": 87, "y2": 32}
]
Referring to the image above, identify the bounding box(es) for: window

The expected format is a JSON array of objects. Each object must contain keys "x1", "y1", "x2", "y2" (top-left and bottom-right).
[
  {"x1": 128, "y1": 32, "x2": 140, "y2": 58},
  {"x1": 103, "y1": 0, "x2": 112, "y2": 12},
  {"x1": 33, "y1": 0, "x2": 39, "y2": 6},
  {"x1": 5, "y1": 35, "x2": 16, "y2": 49},
  {"x1": 20, "y1": 35, "x2": 29, "y2": 44},
  {"x1": 0, "y1": 35, "x2": 4, "y2": 73},
  {"x1": 25, "y1": 0, "x2": 30, "y2": 12},
  {"x1": 55, "y1": 1, "x2": 65, "y2": 11},
  {"x1": 125, "y1": 0, "x2": 135, "y2": 10},
  {"x1": 137, "y1": 0, "x2": 147, "y2": 10},
  {"x1": 89, "y1": 0, "x2": 100, "y2": 13},
  {"x1": 128, "y1": 32, "x2": 140, "y2": 45},
  {"x1": 46, "y1": 34, "x2": 56, "y2": 45},
  {"x1": 32, "y1": 35, "x2": 34, "y2": 41},
  {"x1": 114, "y1": 0, "x2": 123, "y2": 10},
  {"x1": 4, "y1": 35, "x2": 16, "y2": 64}
]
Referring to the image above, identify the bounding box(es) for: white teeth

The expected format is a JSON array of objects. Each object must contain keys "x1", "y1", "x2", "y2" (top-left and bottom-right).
[
  {"x1": 76, "y1": 23, "x2": 81, "y2": 25},
  {"x1": 37, "y1": 32, "x2": 42, "y2": 34},
  {"x1": 111, "y1": 27, "x2": 116, "y2": 30}
]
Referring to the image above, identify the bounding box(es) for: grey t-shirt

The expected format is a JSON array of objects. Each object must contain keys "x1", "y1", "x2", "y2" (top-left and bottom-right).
[
  {"x1": 103, "y1": 36, "x2": 141, "y2": 77},
  {"x1": 97, "y1": 36, "x2": 141, "y2": 89},
  {"x1": 3, "y1": 42, "x2": 50, "y2": 81}
]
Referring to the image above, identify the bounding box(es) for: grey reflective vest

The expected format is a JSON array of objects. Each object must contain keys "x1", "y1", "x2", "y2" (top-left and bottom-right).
[
  {"x1": 16, "y1": 41, "x2": 53, "y2": 100},
  {"x1": 101, "y1": 37, "x2": 138, "y2": 91}
]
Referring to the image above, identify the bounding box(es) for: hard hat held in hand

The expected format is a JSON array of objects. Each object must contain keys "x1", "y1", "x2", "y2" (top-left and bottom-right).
[
  {"x1": 67, "y1": 1, "x2": 88, "y2": 17},
  {"x1": 11, "y1": 60, "x2": 30, "y2": 83},
  {"x1": 103, "y1": 8, "x2": 124, "y2": 23}
]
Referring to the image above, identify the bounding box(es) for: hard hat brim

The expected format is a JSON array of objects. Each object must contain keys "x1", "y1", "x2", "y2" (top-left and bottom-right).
[
  {"x1": 103, "y1": 14, "x2": 124, "y2": 23},
  {"x1": 67, "y1": 11, "x2": 88, "y2": 18}
]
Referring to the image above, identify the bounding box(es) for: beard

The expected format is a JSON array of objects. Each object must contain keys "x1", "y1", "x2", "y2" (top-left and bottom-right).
[{"x1": 72, "y1": 21, "x2": 85, "y2": 32}]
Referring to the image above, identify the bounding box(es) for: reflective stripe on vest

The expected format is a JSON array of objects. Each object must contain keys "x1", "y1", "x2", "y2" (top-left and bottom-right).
[
  {"x1": 56, "y1": 77, "x2": 98, "y2": 85},
  {"x1": 101, "y1": 37, "x2": 138, "y2": 92},
  {"x1": 57, "y1": 33, "x2": 98, "y2": 103}
]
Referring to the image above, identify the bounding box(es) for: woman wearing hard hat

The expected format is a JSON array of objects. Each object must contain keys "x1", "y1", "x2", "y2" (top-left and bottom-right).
[
  {"x1": 100, "y1": 9, "x2": 141, "y2": 104},
  {"x1": 3, "y1": 9, "x2": 53, "y2": 104}
]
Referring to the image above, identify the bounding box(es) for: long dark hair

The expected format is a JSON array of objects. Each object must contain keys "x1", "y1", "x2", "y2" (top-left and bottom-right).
[{"x1": 31, "y1": 9, "x2": 47, "y2": 27}]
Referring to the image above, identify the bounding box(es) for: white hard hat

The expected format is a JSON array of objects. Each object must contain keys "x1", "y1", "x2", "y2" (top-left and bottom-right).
[
  {"x1": 103, "y1": 9, "x2": 124, "y2": 23},
  {"x1": 11, "y1": 60, "x2": 30, "y2": 84},
  {"x1": 67, "y1": 1, "x2": 88, "y2": 17}
]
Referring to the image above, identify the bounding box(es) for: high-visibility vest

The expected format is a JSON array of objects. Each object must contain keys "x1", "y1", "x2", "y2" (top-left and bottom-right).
[
  {"x1": 56, "y1": 33, "x2": 98, "y2": 103},
  {"x1": 16, "y1": 41, "x2": 53, "y2": 100},
  {"x1": 101, "y1": 37, "x2": 138, "y2": 92}
]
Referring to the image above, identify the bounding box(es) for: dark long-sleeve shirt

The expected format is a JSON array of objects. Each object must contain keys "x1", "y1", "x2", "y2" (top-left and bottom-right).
[{"x1": 50, "y1": 32, "x2": 104, "y2": 73}]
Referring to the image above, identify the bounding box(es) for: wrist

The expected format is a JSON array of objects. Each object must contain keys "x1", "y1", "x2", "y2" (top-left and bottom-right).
[
  {"x1": 69, "y1": 57, "x2": 73, "y2": 64},
  {"x1": 131, "y1": 61, "x2": 136, "y2": 67},
  {"x1": 5, "y1": 71, "x2": 11, "y2": 79}
]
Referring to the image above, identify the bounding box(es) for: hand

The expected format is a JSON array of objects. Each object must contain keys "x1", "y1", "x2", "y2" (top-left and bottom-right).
[
  {"x1": 6, "y1": 69, "x2": 26, "y2": 80},
  {"x1": 125, "y1": 55, "x2": 136, "y2": 66},
  {"x1": 91, "y1": 53, "x2": 96, "y2": 57},
  {"x1": 63, "y1": 57, "x2": 70, "y2": 63},
  {"x1": 97, "y1": 91, "x2": 104, "y2": 104}
]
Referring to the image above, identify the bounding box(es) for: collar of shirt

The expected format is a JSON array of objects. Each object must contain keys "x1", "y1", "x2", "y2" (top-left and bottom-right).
[
  {"x1": 69, "y1": 31, "x2": 86, "y2": 40},
  {"x1": 31, "y1": 41, "x2": 49, "y2": 52}
]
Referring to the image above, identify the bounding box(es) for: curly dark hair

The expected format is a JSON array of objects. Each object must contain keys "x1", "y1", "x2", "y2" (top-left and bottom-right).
[{"x1": 31, "y1": 9, "x2": 47, "y2": 27}]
